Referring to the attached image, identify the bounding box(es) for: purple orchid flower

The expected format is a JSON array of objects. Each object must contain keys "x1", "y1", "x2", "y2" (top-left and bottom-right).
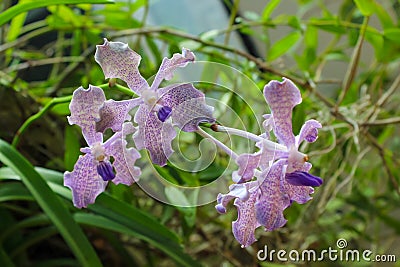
[
  {"x1": 64, "y1": 86, "x2": 141, "y2": 208},
  {"x1": 216, "y1": 78, "x2": 323, "y2": 247},
  {"x1": 94, "y1": 39, "x2": 214, "y2": 166}
]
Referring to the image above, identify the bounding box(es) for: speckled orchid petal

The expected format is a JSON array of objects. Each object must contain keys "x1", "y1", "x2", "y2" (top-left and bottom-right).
[
  {"x1": 215, "y1": 183, "x2": 250, "y2": 214},
  {"x1": 232, "y1": 153, "x2": 261, "y2": 183},
  {"x1": 296, "y1": 119, "x2": 322, "y2": 147},
  {"x1": 105, "y1": 135, "x2": 141, "y2": 186},
  {"x1": 263, "y1": 78, "x2": 302, "y2": 148},
  {"x1": 158, "y1": 83, "x2": 215, "y2": 132},
  {"x1": 133, "y1": 105, "x2": 176, "y2": 166},
  {"x1": 64, "y1": 154, "x2": 107, "y2": 209},
  {"x1": 67, "y1": 85, "x2": 105, "y2": 146},
  {"x1": 255, "y1": 160, "x2": 290, "y2": 231},
  {"x1": 261, "y1": 114, "x2": 274, "y2": 139},
  {"x1": 232, "y1": 191, "x2": 260, "y2": 248},
  {"x1": 149, "y1": 48, "x2": 195, "y2": 91},
  {"x1": 256, "y1": 139, "x2": 288, "y2": 170},
  {"x1": 96, "y1": 98, "x2": 142, "y2": 133},
  {"x1": 95, "y1": 39, "x2": 148, "y2": 94}
]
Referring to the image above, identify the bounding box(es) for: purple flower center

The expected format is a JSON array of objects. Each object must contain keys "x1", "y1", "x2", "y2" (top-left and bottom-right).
[
  {"x1": 97, "y1": 161, "x2": 116, "y2": 181},
  {"x1": 285, "y1": 171, "x2": 323, "y2": 187},
  {"x1": 157, "y1": 106, "x2": 172, "y2": 122}
]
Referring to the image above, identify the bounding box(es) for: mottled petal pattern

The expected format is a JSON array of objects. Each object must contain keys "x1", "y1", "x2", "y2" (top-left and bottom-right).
[
  {"x1": 256, "y1": 139, "x2": 288, "y2": 170},
  {"x1": 95, "y1": 39, "x2": 148, "y2": 94},
  {"x1": 96, "y1": 98, "x2": 141, "y2": 133},
  {"x1": 215, "y1": 183, "x2": 250, "y2": 213},
  {"x1": 150, "y1": 48, "x2": 195, "y2": 91},
  {"x1": 106, "y1": 137, "x2": 141, "y2": 185},
  {"x1": 68, "y1": 85, "x2": 105, "y2": 146},
  {"x1": 159, "y1": 83, "x2": 215, "y2": 132},
  {"x1": 232, "y1": 191, "x2": 259, "y2": 248},
  {"x1": 296, "y1": 119, "x2": 322, "y2": 147},
  {"x1": 133, "y1": 105, "x2": 176, "y2": 166},
  {"x1": 255, "y1": 161, "x2": 290, "y2": 231},
  {"x1": 232, "y1": 153, "x2": 261, "y2": 183},
  {"x1": 64, "y1": 154, "x2": 107, "y2": 208},
  {"x1": 263, "y1": 78, "x2": 302, "y2": 147}
]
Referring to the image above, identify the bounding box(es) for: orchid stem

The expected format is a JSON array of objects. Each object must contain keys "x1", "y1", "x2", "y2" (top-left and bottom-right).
[
  {"x1": 98, "y1": 82, "x2": 137, "y2": 97},
  {"x1": 12, "y1": 95, "x2": 73, "y2": 148},
  {"x1": 213, "y1": 125, "x2": 263, "y2": 142},
  {"x1": 210, "y1": 124, "x2": 287, "y2": 152},
  {"x1": 196, "y1": 127, "x2": 238, "y2": 160}
]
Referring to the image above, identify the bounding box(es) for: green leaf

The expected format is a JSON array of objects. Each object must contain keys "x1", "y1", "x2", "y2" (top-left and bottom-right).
[
  {"x1": 383, "y1": 28, "x2": 400, "y2": 44},
  {"x1": 0, "y1": 182, "x2": 33, "y2": 202},
  {"x1": 309, "y1": 18, "x2": 347, "y2": 34},
  {"x1": 0, "y1": 0, "x2": 114, "y2": 27},
  {"x1": 0, "y1": 247, "x2": 14, "y2": 267},
  {"x1": 64, "y1": 126, "x2": 81, "y2": 171},
  {"x1": 0, "y1": 166, "x2": 200, "y2": 266},
  {"x1": 267, "y1": 31, "x2": 301, "y2": 61},
  {"x1": 353, "y1": 0, "x2": 376, "y2": 16},
  {"x1": 0, "y1": 139, "x2": 102, "y2": 267},
  {"x1": 262, "y1": 0, "x2": 281, "y2": 21}
]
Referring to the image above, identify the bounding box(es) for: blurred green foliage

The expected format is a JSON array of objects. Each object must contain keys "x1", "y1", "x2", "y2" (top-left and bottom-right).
[{"x1": 0, "y1": 0, "x2": 399, "y2": 266}]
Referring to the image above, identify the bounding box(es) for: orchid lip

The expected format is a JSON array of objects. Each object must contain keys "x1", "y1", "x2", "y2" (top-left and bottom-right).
[
  {"x1": 97, "y1": 161, "x2": 116, "y2": 181},
  {"x1": 157, "y1": 106, "x2": 173, "y2": 122},
  {"x1": 285, "y1": 171, "x2": 323, "y2": 187}
]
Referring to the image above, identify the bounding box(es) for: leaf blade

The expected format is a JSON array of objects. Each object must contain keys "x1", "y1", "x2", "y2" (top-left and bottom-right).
[
  {"x1": 0, "y1": 139, "x2": 102, "y2": 267},
  {"x1": 0, "y1": 0, "x2": 114, "y2": 26}
]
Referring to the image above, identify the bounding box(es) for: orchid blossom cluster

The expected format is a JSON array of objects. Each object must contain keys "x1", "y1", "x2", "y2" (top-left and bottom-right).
[{"x1": 64, "y1": 39, "x2": 323, "y2": 247}]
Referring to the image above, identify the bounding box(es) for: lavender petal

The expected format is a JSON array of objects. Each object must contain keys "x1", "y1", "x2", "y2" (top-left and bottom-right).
[
  {"x1": 215, "y1": 183, "x2": 250, "y2": 214},
  {"x1": 95, "y1": 39, "x2": 148, "y2": 94},
  {"x1": 159, "y1": 83, "x2": 215, "y2": 132},
  {"x1": 67, "y1": 85, "x2": 105, "y2": 146},
  {"x1": 150, "y1": 48, "x2": 195, "y2": 91},
  {"x1": 296, "y1": 119, "x2": 322, "y2": 146},
  {"x1": 96, "y1": 98, "x2": 141, "y2": 133},
  {"x1": 232, "y1": 153, "x2": 261, "y2": 183},
  {"x1": 255, "y1": 160, "x2": 290, "y2": 231},
  {"x1": 64, "y1": 154, "x2": 107, "y2": 208},
  {"x1": 232, "y1": 191, "x2": 260, "y2": 248},
  {"x1": 282, "y1": 162, "x2": 319, "y2": 204},
  {"x1": 263, "y1": 78, "x2": 302, "y2": 148},
  {"x1": 133, "y1": 105, "x2": 176, "y2": 166},
  {"x1": 105, "y1": 136, "x2": 141, "y2": 185}
]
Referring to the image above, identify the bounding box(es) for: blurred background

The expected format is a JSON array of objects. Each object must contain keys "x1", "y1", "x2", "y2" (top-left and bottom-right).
[{"x1": 0, "y1": 0, "x2": 399, "y2": 266}]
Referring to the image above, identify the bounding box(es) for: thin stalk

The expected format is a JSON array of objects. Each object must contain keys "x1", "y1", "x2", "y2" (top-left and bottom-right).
[
  {"x1": 212, "y1": 125, "x2": 287, "y2": 152},
  {"x1": 224, "y1": 0, "x2": 240, "y2": 46},
  {"x1": 12, "y1": 95, "x2": 73, "y2": 148},
  {"x1": 196, "y1": 127, "x2": 238, "y2": 160},
  {"x1": 336, "y1": 16, "x2": 369, "y2": 107}
]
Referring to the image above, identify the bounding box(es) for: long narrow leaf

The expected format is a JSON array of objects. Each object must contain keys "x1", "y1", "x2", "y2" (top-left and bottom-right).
[
  {"x1": 0, "y1": 139, "x2": 102, "y2": 267},
  {"x1": 0, "y1": 166, "x2": 201, "y2": 266},
  {"x1": 0, "y1": 247, "x2": 15, "y2": 267},
  {"x1": 0, "y1": 0, "x2": 114, "y2": 26}
]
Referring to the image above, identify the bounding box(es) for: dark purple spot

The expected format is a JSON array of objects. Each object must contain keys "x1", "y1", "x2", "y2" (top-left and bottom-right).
[
  {"x1": 285, "y1": 171, "x2": 323, "y2": 187},
  {"x1": 157, "y1": 106, "x2": 172, "y2": 122},
  {"x1": 305, "y1": 128, "x2": 318, "y2": 142},
  {"x1": 97, "y1": 161, "x2": 115, "y2": 181}
]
